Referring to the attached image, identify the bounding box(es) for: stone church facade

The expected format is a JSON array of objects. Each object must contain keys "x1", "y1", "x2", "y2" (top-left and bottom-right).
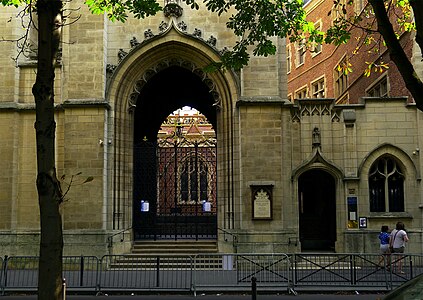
[{"x1": 1, "y1": 0, "x2": 423, "y2": 257}]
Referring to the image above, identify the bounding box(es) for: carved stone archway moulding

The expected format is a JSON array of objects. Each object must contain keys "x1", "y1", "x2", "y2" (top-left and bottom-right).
[
  {"x1": 105, "y1": 10, "x2": 241, "y2": 237},
  {"x1": 106, "y1": 18, "x2": 234, "y2": 112},
  {"x1": 127, "y1": 57, "x2": 222, "y2": 112}
]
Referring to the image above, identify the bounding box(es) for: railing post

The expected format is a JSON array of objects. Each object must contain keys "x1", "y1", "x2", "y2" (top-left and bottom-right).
[
  {"x1": 251, "y1": 276, "x2": 257, "y2": 300},
  {"x1": 1, "y1": 255, "x2": 7, "y2": 296},
  {"x1": 191, "y1": 255, "x2": 196, "y2": 297},
  {"x1": 62, "y1": 278, "x2": 66, "y2": 300},
  {"x1": 80, "y1": 256, "x2": 84, "y2": 287},
  {"x1": 293, "y1": 254, "x2": 297, "y2": 287},
  {"x1": 156, "y1": 256, "x2": 160, "y2": 287},
  {"x1": 95, "y1": 256, "x2": 103, "y2": 295},
  {"x1": 409, "y1": 255, "x2": 413, "y2": 278},
  {"x1": 2, "y1": 255, "x2": 8, "y2": 295}
]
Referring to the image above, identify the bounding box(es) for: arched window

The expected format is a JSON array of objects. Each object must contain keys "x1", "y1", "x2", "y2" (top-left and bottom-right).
[
  {"x1": 179, "y1": 154, "x2": 211, "y2": 204},
  {"x1": 369, "y1": 156, "x2": 404, "y2": 212}
]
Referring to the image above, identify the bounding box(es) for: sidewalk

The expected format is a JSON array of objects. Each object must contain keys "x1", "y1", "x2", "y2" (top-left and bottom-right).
[{"x1": 1, "y1": 292, "x2": 386, "y2": 300}]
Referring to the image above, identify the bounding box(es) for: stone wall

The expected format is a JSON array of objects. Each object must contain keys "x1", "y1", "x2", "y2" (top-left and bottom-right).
[{"x1": 1, "y1": 0, "x2": 422, "y2": 257}]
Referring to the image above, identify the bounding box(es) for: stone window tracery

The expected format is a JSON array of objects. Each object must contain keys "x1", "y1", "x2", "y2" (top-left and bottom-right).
[
  {"x1": 369, "y1": 156, "x2": 405, "y2": 212},
  {"x1": 178, "y1": 154, "x2": 212, "y2": 204}
]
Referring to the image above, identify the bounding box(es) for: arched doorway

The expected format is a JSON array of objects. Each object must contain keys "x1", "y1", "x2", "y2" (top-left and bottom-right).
[
  {"x1": 106, "y1": 30, "x2": 240, "y2": 248},
  {"x1": 298, "y1": 169, "x2": 336, "y2": 251},
  {"x1": 132, "y1": 66, "x2": 218, "y2": 240}
]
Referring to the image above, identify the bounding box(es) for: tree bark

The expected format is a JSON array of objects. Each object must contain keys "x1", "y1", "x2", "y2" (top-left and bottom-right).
[
  {"x1": 368, "y1": 0, "x2": 423, "y2": 111},
  {"x1": 34, "y1": 0, "x2": 64, "y2": 299}
]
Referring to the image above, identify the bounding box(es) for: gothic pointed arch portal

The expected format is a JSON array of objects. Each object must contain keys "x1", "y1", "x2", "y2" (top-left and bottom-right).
[
  {"x1": 298, "y1": 169, "x2": 336, "y2": 251},
  {"x1": 133, "y1": 66, "x2": 218, "y2": 240},
  {"x1": 106, "y1": 31, "x2": 240, "y2": 245}
]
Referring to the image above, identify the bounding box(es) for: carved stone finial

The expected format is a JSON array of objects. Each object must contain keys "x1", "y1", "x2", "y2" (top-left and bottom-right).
[
  {"x1": 159, "y1": 21, "x2": 168, "y2": 32},
  {"x1": 206, "y1": 36, "x2": 217, "y2": 47},
  {"x1": 177, "y1": 21, "x2": 187, "y2": 32},
  {"x1": 130, "y1": 37, "x2": 140, "y2": 48},
  {"x1": 118, "y1": 49, "x2": 128, "y2": 62},
  {"x1": 106, "y1": 64, "x2": 117, "y2": 73},
  {"x1": 193, "y1": 28, "x2": 202, "y2": 38},
  {"x1": 55, "y1": 48, "x2": 62, "y2": 64},
  {"x1": 312, "y1": 127, "x2": 321, "y2": 148},
  {"x1": 164, "y1": 0, "x2": 183, "y2": 18},
  {"x1": 144, "y1": 29, "x2": 154, "y2": 40}
]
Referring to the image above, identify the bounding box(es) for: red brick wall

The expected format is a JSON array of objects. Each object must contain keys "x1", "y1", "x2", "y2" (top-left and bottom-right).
[{"x1": 287, "y1": 0, "x2": 413, "y2": 103}]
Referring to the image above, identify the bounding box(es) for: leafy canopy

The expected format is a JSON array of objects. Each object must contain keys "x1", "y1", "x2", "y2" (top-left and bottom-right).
[
  {"x1": 81, "y1": 0, "x2": 317, "y2": 70},
  {"x1": 1, "y1": 0, "x2": 30, "y2": 7},
  {"x1": 1, "y1": 0, "x2": 416, "y2": 73}
]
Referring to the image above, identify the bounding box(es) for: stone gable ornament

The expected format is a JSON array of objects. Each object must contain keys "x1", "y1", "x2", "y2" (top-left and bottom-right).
[
  {"x1": 117, "y1": 49, "x2": 128, "y2": 62},
  {"x1": 312, "y1": 127, "x2": 321, "y2": 148},
  {"x1": 55, "y1": 48, "x2": 62, "y2": 64},
  {"x1": 177, "y1": 21, "x2": 187, "y2": 31},
  {"x1": 159, "y1": 21, "x2": 169, "y2": 32},
  {"x1": 106, "y1": 64, "x2": 117, "y2": 73},
  {"x1": 164, "y1": 0, "x2": 183, "y2": 18},
  {"x1": 130, "y1": 37, "x2": 140, "y2": 48},
  {"x1": 144, "y1": 29, "x2": 154, "y2": 40},
  {"x1": 193, "y1": 28, "x2": 202, "y2": 38},
  {"x1": 206, "y1": 36, "x2": 217, "y2": 47}
]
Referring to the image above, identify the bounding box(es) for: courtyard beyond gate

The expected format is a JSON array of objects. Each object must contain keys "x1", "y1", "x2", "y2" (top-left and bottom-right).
[{"x1": 1, "y1": 253, "x2": 421, "y2": 295}]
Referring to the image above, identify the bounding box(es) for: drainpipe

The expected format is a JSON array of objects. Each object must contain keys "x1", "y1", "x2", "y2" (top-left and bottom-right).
[{"x1": 102, "y1": 108, "x2": 109, "y2": 231}]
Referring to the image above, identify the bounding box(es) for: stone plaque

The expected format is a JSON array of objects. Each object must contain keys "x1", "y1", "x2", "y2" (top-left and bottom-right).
[{"x1": 251, "y1": 185, "x2": 273, "y2": 220}]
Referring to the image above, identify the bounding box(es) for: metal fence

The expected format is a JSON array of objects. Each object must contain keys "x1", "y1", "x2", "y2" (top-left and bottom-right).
[
  {"x1": 193, "y1": 254, "x2": 291, "y2": 295},
  {"x1": 1, "y1": 253, "x2": 422, "y2": 295},
  {"x1": 0, "y1": 256, "x2": 3, "y2": 295},
  {"x1": 98, "y1": 255, "x2": 193, "y2": 292}
]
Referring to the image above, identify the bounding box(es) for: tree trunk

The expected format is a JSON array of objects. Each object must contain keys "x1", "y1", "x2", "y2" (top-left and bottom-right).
[
  {"x1": 368, "y1": 0, "x2": 423, "y2": 111},
  {"x1": 409, "y1": 0, "x2": 423, "y2": 54},
  {"x1": 33, "y1": 0, "x2": 63, "y2": 299}
]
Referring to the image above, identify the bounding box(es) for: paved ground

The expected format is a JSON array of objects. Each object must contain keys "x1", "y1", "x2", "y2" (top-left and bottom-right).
[{"x1": 1, "y1": 292, "x2": 387, "y2": 300}]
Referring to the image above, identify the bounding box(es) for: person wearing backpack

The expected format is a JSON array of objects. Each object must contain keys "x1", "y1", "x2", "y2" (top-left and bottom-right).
[{"x1": 389, "y1": 221, "x2": 409, "y2": 274}]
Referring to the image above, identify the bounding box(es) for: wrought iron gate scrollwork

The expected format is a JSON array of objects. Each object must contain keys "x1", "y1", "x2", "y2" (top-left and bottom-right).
[{"x1": 133, "y1": 134, "x2": 217, "y2": 240}]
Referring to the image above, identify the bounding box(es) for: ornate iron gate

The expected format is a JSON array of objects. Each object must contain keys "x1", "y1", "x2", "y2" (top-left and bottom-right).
[{"x1": 133, "y1": 135, "x2": 217, "y2": 240}]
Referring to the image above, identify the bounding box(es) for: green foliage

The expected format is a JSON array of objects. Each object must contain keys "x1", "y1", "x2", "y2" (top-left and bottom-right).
[
  {"x1": 183, "y1": 0, "x2": 308, "y2": 70},
  {"x1": 1, "y1": 0, "x2": 30, "y2": 7},
  {"x1": 2, "y1": 0, "x2": 417, "y2": 73},
  {"x1": 336, "y1": 60, "x2": 353, "y2": 75},
  {"x1": 393, "y1": 0, "x2": 415, "y2": 32},
  {"x1": 84, "y1": 0, "x2": 162, "y2": 22},
  {"x1": 182, "y1": 0, "x2": 199, "y2": 10},
  {"x1": 364, "y1": 61, "x2": 389, "y2": 77}
]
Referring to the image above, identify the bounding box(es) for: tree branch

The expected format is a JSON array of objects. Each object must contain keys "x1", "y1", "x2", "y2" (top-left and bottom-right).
[{"x1": 369, "y1": 0, "x2": 423, "y2": 110}]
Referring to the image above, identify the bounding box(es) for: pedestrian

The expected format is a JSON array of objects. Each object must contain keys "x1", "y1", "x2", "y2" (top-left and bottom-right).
[
  {"x1": 389, "y1": 221, "x2": 409, "y2": 274},
  {"x1": 378, "y1": 225, "x2": 390, "y2": 267}
]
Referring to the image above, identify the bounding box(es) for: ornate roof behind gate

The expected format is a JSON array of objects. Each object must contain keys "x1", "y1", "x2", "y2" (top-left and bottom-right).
[{"x1": 158, "y1": 106, "x2": 216, "y2": 145}]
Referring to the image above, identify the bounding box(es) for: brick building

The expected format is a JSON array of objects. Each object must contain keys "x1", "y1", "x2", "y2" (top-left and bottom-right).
[
  {"x1": 287, "y1": 0, "x2": 413, "y2": 103},
  {"x1": 1, "y1": 0, "x2": 423, "y2": 256}
]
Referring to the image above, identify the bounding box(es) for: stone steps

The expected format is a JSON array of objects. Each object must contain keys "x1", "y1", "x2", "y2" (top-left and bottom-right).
[
  {"x1": 131, "y1": 240, "x2": 218, "y2": 255},
  {"x1": 108, "y1": 240, "x2": 220, "y2": 269}
]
